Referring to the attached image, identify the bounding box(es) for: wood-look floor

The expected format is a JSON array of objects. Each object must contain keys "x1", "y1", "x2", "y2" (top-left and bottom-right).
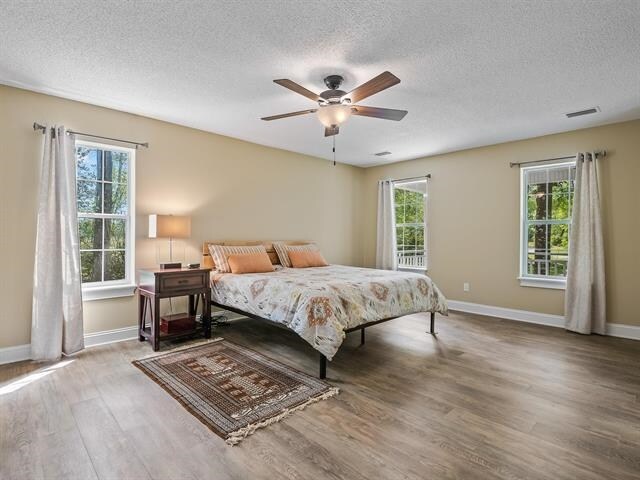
[{"x1": 1, "y1": 311, "x2": 639, "y2": 480}]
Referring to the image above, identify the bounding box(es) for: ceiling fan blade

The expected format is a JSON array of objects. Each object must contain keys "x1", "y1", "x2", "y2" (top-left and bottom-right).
[
  {"x1": 344, "y1": 71, "x2": 400, "y2": 103},
  {"x1": 351, "y1": 105, "x2": 407, "y2": 121},
  {"x1": 261, "y1": 109, "x2": 317, "y2": 121},
  {"x1": 273, "y1": 79, "x2": 321, "y2": 102},
  {"x1": 324, "y1": 125, "x2": 339, "y2": 137}
]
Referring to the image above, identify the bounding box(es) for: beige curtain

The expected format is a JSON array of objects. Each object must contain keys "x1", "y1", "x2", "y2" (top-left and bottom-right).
[
  {"x1": 376, "y1": 180, "x2": 397, "y2": 270},
  {"x1": 565, "y1": 152, "x2": 605, "y2": 334},
  {"x1": 31, "y1": 125, "x2": 84, "y2": 360}
]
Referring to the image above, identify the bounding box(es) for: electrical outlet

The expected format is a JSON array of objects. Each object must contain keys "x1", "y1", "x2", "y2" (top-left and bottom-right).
[{"x1": 463, "y1": 282, "x2": 470, "y2": 292}]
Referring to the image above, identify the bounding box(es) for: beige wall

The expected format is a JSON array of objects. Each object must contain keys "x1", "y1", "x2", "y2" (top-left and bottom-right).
[
  {"x1": 1, "y1": 84, "x2": 638, "y2": 350},
  {"x1": 361, "y1": 120, "x2": 640, "y2": 326},
  {"x1": 0, "y1": 85, "x2": 364, "y2": 348}
]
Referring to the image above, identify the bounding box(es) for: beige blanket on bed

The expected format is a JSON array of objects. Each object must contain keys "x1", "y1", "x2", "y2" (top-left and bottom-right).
[{"x1": 211, "y1": 265, "x2": 448, "y2": 360}]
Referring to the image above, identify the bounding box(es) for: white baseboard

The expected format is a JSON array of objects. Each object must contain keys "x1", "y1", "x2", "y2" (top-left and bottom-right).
[
  {"x1": 0, "y1": 313, "x2": 249, "y2": 366},
  {"x1": 448, "y1": 300, "x2": 565, "y2": 328},
  {"x1": 0, "y1": 315, "x2": 246, "y2": 366},
  {"x1": 83, "y1": 325, "x2": 139, "y2": 347},
  {"x1": 0, "y1": 344, "x2": 32, "y2": 366},
  {"x1": 0, "y1": 325, "x2": 139, "y2": 366},
  {"x1": 448, "y1": 299, "x2": 640, "y2": 340},
  {"x1": 3, "y1": 304, "x2": 638, "y2": 366},
  {"x1": 605, "y1": 323, "x2": 640, "y2": 341}
]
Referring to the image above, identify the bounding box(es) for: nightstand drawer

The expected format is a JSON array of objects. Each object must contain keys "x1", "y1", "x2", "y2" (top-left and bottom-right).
[{"x1": 159, "y1": 273, "x2": 207, "y2": 292}]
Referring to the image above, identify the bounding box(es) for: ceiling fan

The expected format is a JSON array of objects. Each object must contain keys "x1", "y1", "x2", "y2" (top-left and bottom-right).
[{"x1": 261, "y1": 71, "x2": 408, "y2": 137}]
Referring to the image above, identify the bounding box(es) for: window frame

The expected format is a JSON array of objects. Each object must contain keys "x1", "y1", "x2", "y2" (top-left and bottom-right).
[
  {"x1": 518, "y1": 160, "x2": 575, "y2": 290},
  {"x1": 393, "y1": 179, "x2": 428, "y2": 272},
  {"x1": 75, "y1": 140, "x2": 136, "y2": 300}
]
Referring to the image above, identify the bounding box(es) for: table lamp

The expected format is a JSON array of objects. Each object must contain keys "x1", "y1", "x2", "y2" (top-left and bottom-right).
[{"x1": 148, "y1": 214, "x2": 191, "y2": 269}]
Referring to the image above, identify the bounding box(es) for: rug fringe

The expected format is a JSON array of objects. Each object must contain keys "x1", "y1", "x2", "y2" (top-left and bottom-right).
[
  {"x1": 134, "y1": 337, "x2": 224, "y2": 361},
  {"x1": 225, "y1": 387, "x2": 340, "y2": 446}
]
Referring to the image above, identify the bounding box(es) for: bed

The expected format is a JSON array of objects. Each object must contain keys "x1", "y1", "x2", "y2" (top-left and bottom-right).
[{"x1": 202, "y1": 241, "x2": 448, "y2": 378}]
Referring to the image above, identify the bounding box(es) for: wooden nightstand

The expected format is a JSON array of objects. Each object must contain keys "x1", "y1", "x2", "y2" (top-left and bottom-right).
[{"x1": 137, "y1": 267, "x2": 212, "y2": 351}]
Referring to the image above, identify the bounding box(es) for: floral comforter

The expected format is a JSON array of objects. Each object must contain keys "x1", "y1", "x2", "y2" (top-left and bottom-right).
[{"x1": 210, "y1": 265, "x2": 448, "y2": 360}]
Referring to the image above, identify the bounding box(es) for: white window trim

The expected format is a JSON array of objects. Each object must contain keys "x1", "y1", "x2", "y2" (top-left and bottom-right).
[
  {"x1": 76, "y1": 140, "x2": 136, "y2": 300},
  {"x1": 393, "y1": 179, "x2": 428, "y2": 272},
  {"x1": 83, "y1": 283, "x2": 137, "y2": 301},
  {"x1": 518, "y1": 161, "x2": 574, "y2": 290},
  {"x1": 518, "y1": 276, "x2": 566, "y2": 290}
]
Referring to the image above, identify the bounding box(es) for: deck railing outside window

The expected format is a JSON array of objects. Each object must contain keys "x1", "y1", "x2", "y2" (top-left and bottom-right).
[
  {"x1": 526, "y1": 253, "x2": 568, "y2": 277},
  {"x1": 397, "y1": 249, "x2": 426, "y2": 269}
]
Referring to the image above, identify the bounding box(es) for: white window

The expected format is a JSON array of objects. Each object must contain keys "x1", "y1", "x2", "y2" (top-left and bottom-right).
[
  {"x1": 393, "y1": 179, "x2": 427, "y2": 270},
  {"x1": 519, "y1": 161, "x2": 576, "y2": 289},
  {"x1": 75, "y1": 141, "x2": 136, "y2": 300}
]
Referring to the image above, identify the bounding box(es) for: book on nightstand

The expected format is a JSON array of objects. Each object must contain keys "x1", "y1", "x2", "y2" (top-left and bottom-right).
[{"x1": 160, "y1": 313, "x2": 196, "y2": 334}]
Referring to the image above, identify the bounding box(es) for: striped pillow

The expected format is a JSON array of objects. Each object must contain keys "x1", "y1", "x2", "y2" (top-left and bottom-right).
[
  {"x1": 208, "y1": 244, "x2": 269, "y2": 273},
  {"x1": 273, "y1": 242, "x2": 319, "y2": 268}
]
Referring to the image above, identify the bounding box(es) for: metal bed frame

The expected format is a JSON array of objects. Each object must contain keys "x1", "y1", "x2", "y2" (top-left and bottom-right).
[{"x1": 210, "y1": 300, "x2": 436, "y2": 379}]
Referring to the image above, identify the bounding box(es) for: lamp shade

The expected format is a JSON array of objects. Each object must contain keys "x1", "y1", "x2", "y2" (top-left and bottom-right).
[{"x1": 148, "y1": 214, "x2": 191, "y2": 239}]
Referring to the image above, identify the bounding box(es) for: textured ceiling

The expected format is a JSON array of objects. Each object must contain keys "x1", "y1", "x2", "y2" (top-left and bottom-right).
[{"x1": 1, "y1": 0, "x2": 639, "y2": 166}]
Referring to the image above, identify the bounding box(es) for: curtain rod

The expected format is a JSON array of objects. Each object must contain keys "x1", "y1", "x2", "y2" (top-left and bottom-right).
[
  {"x1": 509, "y1": 150, "x2": 606, "y2": 168},
  {"x1": 392, "y1": 174, "x2": 431, "y2": 183},
  {"x1": 33, "y1": 122, "x2": 149, "y2": 148}
]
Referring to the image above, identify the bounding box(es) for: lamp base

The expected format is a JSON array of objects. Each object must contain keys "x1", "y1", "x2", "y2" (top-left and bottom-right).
[{"x1": 159, "y1": 262, "x2": 182, "y2": 270}]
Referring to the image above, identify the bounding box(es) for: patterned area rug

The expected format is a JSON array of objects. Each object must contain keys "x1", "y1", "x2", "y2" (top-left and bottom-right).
[{"x1": 133, "y1": 339, "x2": 339, "y2": 445}]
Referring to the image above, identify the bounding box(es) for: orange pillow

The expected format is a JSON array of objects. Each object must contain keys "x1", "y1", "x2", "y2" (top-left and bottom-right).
[
  {"x1": 227, "y1": 252, "x2": 275, "y2": 274},
  {"x1": 288, "y1": 250, "x2": 329, "y2": 268}
]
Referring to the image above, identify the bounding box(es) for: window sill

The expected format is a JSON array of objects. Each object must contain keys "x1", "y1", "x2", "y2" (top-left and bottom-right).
[
  {"x1": 518, "y1": 277, "x2": 566, "y2": 290},
  {"x1": 398, "y1": 267, "x2": 428, "y2": 273},
  {"x1": 83, "y1": 284, "x2": 137, "y2": 301}
]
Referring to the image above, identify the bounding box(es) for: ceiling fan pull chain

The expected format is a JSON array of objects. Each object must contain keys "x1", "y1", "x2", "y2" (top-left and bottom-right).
[{"x1": 333, "y1": 135, "x2": 336, "y2": 166}]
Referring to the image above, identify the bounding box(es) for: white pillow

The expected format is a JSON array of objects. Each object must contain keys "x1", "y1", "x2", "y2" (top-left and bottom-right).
[
  {"x1": 208, "y1": 244, "x2": 269, "y2": 273},
  {"x1": 273, "y1": 242, "x2": 319, "y2": 268}
]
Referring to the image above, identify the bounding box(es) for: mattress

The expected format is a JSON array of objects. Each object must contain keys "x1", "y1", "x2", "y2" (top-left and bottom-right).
[{"x1": 211, "y1": 265, "x2": 448, "y2": 360}]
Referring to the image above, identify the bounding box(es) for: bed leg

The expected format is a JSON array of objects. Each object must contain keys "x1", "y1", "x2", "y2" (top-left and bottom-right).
[
  {"x1": 319, "y1": 354, "x2": 327, "y2": 379},
  {"x1": 360, "y1": 328, "x2": 365, "y2": 345},
  {"x1": 429, "y1": 312, "x2": 435, "y2": 334}
]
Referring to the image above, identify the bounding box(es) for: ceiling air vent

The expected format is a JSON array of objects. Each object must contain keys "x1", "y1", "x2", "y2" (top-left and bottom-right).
[
  {"x1": 374, "y1": 151, "x2": 392, "y2": 156},
  {"x1": 565, "y1": 107, "x2": 600, "y2": 118}
]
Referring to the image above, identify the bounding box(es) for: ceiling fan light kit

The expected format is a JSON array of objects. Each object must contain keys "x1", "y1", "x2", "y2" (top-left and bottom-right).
[
  {"x1": 262, "y1": 71, "x2": 408, "y2": 137},
  {"x1": 317, "y1": 103, "x2": 352, "y2": 128}
]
